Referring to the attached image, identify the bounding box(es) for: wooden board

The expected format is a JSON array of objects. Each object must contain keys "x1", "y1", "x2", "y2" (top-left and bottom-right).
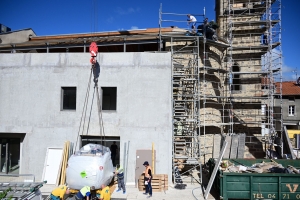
[{"x1": 137, "y1": 174, "x2": 168, "y2": 191}]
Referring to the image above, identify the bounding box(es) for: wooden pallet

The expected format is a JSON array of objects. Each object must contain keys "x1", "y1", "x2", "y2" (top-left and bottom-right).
[{"x1": 138, "y1": 174, "x2": 168, "y2": 192}]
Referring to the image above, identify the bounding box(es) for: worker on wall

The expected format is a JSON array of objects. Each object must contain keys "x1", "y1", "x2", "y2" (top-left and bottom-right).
[
  {"x1": 50, "y1": 185, "x2": 70, "y2": 200},
  {"x1": 192, "y1": 17, "x2": 218, "y2": 40},
  {"x1": 115, "y1": 164, "x2": 126, "y2": 194},
  {"x1": 202, "y1": 17, "x2": 209, "y2": 37},
  {"x1": 203, "y1": 18, "x2": 219, "y2": 41},
  {"x1": 70, "y1": 186, "x2": 95, "y2": 200},
  {"x1": 187, "y1": 14, "x2": 197, "y2": 33}
]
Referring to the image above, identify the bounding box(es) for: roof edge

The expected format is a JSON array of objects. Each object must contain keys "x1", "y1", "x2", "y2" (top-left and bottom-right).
[{"x1": 31, "y1": 27, "x2": 175, "y2": 41}]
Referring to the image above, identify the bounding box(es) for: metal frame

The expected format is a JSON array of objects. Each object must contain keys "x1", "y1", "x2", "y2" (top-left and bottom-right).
[
  {"x1": 159, "y1": 0, "x2": 283, "y2": 186},
  {"x1": 224, "y1": 0, "x2": 283, "y2": 158},
  {"x1": 159, "y1": 4, "x2": 205, "y2": 184},
  {"x1": 159, "y1": 3, "x2": 231, "y2": 185}
]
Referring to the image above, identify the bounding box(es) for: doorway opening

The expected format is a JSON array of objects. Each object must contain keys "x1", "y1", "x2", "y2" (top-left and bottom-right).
[
  {"x1": 0, "y1": 134, "x2": 24, "y2": 174},
  {"x1": 81, "y1": 136, "x2": 120, "y2": 167}
]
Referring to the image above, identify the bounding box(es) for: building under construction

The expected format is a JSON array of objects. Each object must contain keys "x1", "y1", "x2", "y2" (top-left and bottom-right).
[
  {"x1": 0, "y1": 0, "x2": 283, "y2": 185},
  {"x1": 159, "y1": 0, "x2": 283, "y2": 182}
]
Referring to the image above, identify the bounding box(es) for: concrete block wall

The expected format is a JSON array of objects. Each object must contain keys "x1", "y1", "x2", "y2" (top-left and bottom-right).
[
  {"x1": 199, "y1": 108, "x2": 223, "y2": 125},
  {"x1": 199, "y1": 134, "x2": 214, "y2": 163},
  {"x1": 244, "y1": 133, "x2": 266, "y2": 158},
  {"x1": 198, "y1": 132, "x2": 266, "y2": 161},
  {"x1": 0, "y1": 52, "x2": 173, "y2": 184}
]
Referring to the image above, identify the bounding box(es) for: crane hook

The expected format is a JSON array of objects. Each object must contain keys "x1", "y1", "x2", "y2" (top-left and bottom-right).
[{"x1": 89, "y1": 42, "x2": 98, "y2": 65}]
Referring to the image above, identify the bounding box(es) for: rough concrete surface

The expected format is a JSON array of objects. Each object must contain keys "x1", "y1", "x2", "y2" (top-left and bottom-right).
[
  {"x1": 40, "y1": 183, "x2": 217, "y2": 200},
  {"x1": 0, "y1": 52, "x2": 173, "y2": 184}
]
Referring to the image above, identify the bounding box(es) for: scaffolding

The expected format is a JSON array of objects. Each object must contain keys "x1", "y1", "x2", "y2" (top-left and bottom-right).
[
  {"x1": 221, "y1": 0, "x2": 283, "y2": 158},
  {"x1": 158, "y1": 4, "x2": 230, "y2": 184},
  {"x1": 159, "y1": 0, "x2": 282, "y2": 184}
]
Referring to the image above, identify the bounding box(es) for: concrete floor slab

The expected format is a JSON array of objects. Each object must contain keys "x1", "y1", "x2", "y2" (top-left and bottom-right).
[
  {"x1": 40, "y1": 182, "x2": 217, "y2": 200},
  {"x1": 111, "y1": 184, "x2": 216, "y2": 200}
]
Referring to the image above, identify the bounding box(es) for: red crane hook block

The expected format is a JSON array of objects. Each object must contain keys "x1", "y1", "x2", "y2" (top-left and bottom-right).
[{"x1": 89, "y1": 42, "x2": 98, "y2": 64}]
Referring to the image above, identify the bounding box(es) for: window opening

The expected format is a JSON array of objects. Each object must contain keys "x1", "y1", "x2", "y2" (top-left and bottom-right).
[
  {"x1": 288, "y1": 105, "x2": 295, "y2": 116},
  {"x1": 102, "y1": 87, "x2": 117, "y2": 111},
  {"x1": 61, "y1": 87, "x2": 77, "y2": 110},
  {"x1": 232, "y1": 65, "x2": 241, "y2": 91},
  {"x1": 288, "y1": 96, "x2": 295, "y2": 102}
]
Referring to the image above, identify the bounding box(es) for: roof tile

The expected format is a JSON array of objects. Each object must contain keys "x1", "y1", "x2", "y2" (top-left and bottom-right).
[{"x1": 276, "y1": 81, "x2": 300, "y2": 95}]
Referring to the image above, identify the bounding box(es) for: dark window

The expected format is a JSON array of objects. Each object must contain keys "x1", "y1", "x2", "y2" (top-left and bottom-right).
[
  {"x1": 232, "y1": 65, "x2": 241, "y2": 91},
  {"x1": 102, "y1": 87, "x2": 117, "y2": 110},
  {"x1": 61, "y1": 87, "x2": 76, "y2": 110},
  {"x1": 288, "y1": 96, "x2": 295, "y2": 101}
]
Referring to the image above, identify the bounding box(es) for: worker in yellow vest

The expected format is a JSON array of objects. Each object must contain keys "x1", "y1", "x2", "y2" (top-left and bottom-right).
[
  {"x1": 50, "y1": 185, "x2": 70, "y2": 200},
  {"x1": 115, "y1": 164, "x2": 126, "y2": 194},
  {"x1": 71, "y1": 186, "x2": 95, "y2": 200},
  {"x1": 100, "y1": 184, "x2": 111, "y2": 200}
]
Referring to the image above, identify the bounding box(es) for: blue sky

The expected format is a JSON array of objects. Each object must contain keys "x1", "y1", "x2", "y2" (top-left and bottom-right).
[{"x1": 0, "y1": 0, "x2": 299, "y2": 81}]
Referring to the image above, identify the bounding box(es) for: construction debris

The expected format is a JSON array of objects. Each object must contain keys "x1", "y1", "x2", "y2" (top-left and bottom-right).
[{"x1": 219, "y1": 160, "x2": 300, "y2": 174}]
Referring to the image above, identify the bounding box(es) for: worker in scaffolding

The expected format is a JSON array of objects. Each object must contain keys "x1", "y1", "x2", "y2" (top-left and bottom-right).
[
  {"x1": 208, "y1": 20, "x2": 219, "y2": 41},
  {"x1": 202, "y1": 17, "x2": 209, "y2": 36},
  {"x1": 197, "y1": 18, "x2": 218, "y2": 41},
  {"x1": 263, "y1": 31, "x2": 268, "y2": 45},
  {"x1": 187, "y1": 14, "x2": 197, "y2": 33}
]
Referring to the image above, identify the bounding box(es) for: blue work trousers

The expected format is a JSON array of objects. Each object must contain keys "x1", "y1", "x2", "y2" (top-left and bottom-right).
[
  {"x1": 118, "y1": 178, "x2": 126, "y2": 192},
  {"x1": 50, "y1": 194, "x2": 60, "y2": 200},
  {"x1": 145, "y1": 180, "x2": 152, "y2": 196}
]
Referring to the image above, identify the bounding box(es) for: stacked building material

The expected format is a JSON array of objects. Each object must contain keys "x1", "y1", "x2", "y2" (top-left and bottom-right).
[
  {"x1": 138, "y1": 174, "x2": 168, "y2": 192},
  {"x1": 57, "y1": 141, "x2": 71, "y2": 185}
]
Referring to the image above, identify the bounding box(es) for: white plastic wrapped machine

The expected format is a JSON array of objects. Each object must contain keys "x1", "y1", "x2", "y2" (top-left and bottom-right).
[{"x1": 66, "y1": 144, "x2": 114, "y2": 189}]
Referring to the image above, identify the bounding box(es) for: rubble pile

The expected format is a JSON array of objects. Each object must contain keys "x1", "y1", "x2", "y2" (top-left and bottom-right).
[{"x1": 220, "y1": 160, "x2": 300, "y2": 174}]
